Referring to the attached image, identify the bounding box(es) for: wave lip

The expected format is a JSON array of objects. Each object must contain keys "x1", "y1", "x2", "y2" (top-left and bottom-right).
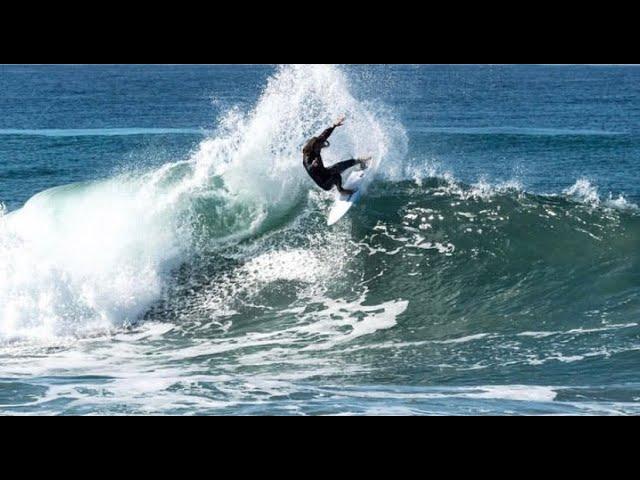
[{"x1": 563, "y1": 178, "x2": 639, "y2": 211}]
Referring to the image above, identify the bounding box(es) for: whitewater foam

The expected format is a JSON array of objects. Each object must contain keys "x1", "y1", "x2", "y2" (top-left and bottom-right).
[{"x1": 0, "y1": 176, "x2": 190, "y2": 341}]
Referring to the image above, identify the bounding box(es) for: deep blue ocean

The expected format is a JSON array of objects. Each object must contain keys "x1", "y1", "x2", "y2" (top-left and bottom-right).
[{"x1": 0, "y1": 64, "x2": 639, "y2": 415}]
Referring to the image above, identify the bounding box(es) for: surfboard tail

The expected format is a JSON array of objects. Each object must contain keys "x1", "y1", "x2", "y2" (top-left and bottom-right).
[{"x1": 327, "y1": 170, "x2": 368, "y2": 226}]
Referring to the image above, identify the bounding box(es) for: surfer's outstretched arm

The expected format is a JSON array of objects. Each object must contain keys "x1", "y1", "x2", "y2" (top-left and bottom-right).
[
  {"x1": 317, "y1": 116, "x2": 346, "y2": 144},
  {"x1": 317, "y1": 126, "x2": 336, "y2": 144}
]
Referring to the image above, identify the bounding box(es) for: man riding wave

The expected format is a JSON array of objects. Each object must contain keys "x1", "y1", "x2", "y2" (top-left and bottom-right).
[{"x1": 303, "y1": 116, "x2": 370, "y2": 196}]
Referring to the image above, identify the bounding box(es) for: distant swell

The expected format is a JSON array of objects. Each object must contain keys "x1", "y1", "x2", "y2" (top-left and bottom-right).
[
  {"x1": 0, "y1": 128, "x2": 206, "y2": 137},
  {"x1": 415, "y1": 126, "x2": 625, "y2": 136}
]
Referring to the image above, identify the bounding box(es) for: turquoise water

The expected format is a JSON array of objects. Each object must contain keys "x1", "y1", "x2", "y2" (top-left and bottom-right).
[{"x1": 0, "y1": 64, "x2": 639, "y2": 415}]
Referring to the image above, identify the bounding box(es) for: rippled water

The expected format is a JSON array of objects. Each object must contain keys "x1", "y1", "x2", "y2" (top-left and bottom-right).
[{"x1": 0, "y1": 64, "x2": 639, "y2": 415}]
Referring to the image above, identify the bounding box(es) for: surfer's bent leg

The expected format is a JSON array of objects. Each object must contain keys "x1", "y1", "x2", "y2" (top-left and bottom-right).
[{"x1": 328, "y1": 159, "x2": 358, "y2": 176}]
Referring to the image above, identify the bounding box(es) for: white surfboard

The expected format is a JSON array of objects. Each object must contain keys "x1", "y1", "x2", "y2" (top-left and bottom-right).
[{"x1": 327, "y1": 169, "x2": 368, "y2": 226}]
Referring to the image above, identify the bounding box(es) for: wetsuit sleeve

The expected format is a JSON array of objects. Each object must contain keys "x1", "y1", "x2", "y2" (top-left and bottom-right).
[{"x1": 317, "y1": 126, "x2": 336, "y2": 143}]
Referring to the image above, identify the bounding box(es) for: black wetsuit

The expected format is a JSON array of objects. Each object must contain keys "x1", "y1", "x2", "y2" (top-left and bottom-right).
[{"x1": 303, "y1": 126, "x2": 358, "y2": 191}]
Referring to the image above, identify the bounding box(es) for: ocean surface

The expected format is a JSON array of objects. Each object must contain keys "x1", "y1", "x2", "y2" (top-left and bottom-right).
[{"x1": 0, "y1": 64, "x2": 639, "y2": 415}]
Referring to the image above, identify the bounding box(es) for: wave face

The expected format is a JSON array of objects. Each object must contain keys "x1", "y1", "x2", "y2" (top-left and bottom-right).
[
  {"x1": 0, "y1": 64, "x2": 639, "y2": 415},
  {"x1": 0, "y1": 65, "x2": 405, "y2": 341}
]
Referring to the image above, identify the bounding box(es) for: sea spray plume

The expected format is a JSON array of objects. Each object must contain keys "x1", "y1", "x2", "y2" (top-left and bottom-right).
[{"x1": 190, "y1": 64, "x2": 407, "y2": 208}]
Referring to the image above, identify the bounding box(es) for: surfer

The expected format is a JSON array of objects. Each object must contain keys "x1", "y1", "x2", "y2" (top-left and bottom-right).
[{"x1": 303, "y1": 117, "x2": 370, "y2": 196}]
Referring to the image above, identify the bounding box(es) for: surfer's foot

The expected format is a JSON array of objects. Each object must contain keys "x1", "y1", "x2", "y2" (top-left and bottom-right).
[
  {"x1": 358, "y1": 157, "x2": 372, "y2": 170},
  {"x1": 339, "y1": 187, "x2": 356, "y2": 196}
]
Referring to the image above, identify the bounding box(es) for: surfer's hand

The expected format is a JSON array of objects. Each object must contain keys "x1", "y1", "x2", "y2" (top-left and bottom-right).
[{"x1": 334, "y1": 116, "x2": 346, "y2": 128}]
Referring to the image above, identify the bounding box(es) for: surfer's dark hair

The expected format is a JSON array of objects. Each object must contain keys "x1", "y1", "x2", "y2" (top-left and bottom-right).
[
  {"x1": 303, "y1": 137, "x2": 331, "y2": 156},
  {"x1": 303, "y1": 137, "x2": 321, "y2": 155}
]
